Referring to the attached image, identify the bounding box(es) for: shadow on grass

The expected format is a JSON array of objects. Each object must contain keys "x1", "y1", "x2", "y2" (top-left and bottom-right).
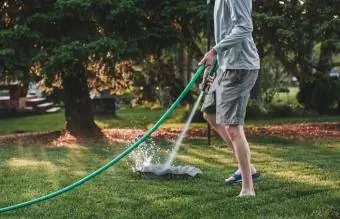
[
  {"x1": 247, "y1": 135, "x2": 340, "y2": 173},
  {"x1": 1, "y1": 134, "x2": 339, "y2": 218}
]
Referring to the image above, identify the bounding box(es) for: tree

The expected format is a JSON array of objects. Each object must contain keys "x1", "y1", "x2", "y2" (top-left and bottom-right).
[
  {"x1": 253, "y1": 0, "x2": 340, "y2": 83},
  {"x1": 1, "y1": 0, "x2": 200, "y2": 136},
  {"x1": 130, "y1": 0, "x2": 207, "y2": 104}
]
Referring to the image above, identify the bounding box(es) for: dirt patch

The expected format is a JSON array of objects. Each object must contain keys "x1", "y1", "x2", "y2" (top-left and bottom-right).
[{"x1": 0, "y1": 122, "x2": 339, "y2": 146}]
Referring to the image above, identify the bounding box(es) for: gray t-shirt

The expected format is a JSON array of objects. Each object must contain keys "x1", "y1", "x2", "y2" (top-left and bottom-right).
[{"x1": 213, "y1": 0, "x2": 260, "y2": 71}]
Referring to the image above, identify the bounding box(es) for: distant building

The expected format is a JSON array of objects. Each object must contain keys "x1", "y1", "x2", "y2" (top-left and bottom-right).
[{"x1": 329, "y1": 67, "x2": 340, "y2": 78}]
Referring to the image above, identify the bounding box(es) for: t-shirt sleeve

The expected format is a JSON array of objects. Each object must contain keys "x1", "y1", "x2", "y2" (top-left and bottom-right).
[{"x1": 213, "y1": 0, "x2": 253, "y2": 53}]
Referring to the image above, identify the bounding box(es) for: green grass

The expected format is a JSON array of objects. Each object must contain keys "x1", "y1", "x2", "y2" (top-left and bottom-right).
[
  {"x1": 0, "y1": 106, "x2": 340, "y2": 136},
  {"x1": 0, "y1": 104, "x2": 340, "y2": 217},
  {"x1": 1, "y1": 104, "x2": 340, "y2": 136},
  {"x1": 0, "y1": 106, "x2": 166, "y2": 135},
  {"x1": 95, "y1": 105, "x2": 166, "y2": 129},
  {"x1": 0, "y1": 136, "x2": 339, "y2": 218},
  {"x1": 0, "y1": 111, "x2": 65, "y2": 135}
]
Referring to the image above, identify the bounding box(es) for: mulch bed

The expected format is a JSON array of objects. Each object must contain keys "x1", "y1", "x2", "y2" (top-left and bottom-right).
[
  {"x1": 0, "y1": 122, "x2": 339, "y2": 146},
  {"x1": 247, "y1": 122, "x2": 340, "y2": 141}
]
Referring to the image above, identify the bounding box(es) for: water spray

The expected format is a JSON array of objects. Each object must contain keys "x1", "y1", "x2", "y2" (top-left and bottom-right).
[{"x1": 131, "y1": 59, "x2": 218, "y2": 179}]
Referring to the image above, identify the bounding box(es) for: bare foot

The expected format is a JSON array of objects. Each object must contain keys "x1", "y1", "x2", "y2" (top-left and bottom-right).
[{"x1": 238, "y1": 192, "x2": 255, "y2": 197}]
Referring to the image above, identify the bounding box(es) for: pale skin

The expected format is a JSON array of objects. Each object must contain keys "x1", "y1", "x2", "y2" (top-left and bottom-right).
[
  {"x1": 199, "y1": 51, "x2": 257, "y2": 197},
  {"x1": 203, "y1": 113, "x2": 257, "y2": 196}
]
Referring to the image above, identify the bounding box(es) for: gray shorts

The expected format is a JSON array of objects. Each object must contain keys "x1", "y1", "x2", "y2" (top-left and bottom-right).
[{"x1": 201, "y1": 69, "x2": 258, "y2": 125}]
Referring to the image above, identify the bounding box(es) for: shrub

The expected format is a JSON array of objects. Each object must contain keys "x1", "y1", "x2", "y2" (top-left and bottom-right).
[
  {"x1": 267, "y1": 104, "x2": 294, "y2": 117},
  {"x1": 246, "y1": 100, "x2": 267, "y2": 118},
  {"x1": 297, "y1": 74, "x2": 340, "y2": 114}
]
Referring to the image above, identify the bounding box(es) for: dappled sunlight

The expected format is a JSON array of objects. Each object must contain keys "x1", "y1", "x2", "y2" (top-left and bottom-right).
[
  {"x1": 1, "y1": 135, "x2": 339, "y2": 217},
  {"x1": 95, "y1": 120, "x2": 109, "y2": 129},
  {"x1": 207, "y1": 145, "x2": 234, "y2": 156},
  {"x1": 7, "y1": 158, "x2": 57, "y2": 172},
  {"x1": 152, "y1": 196, "x2": 195, "y2": 208},
  {"x1": 67, "y1": 148, "x2": 86, "y2": 161},
  {"x1": 176, "y1": 154, "x2": 225, "y2": 169},
  {"x1": 51, "y1": 143, "x2": 85, "y2": 149},
  {"x1": 72, "y1": 170, "x2": 88, "y2": 176},
  {"x1": 65, "y1": 148, "x2": 88, "y2": 173},
  {"x1": 250, "y1": 145, "x2": 288, "y2": 163},
  {"x1": 186, "y1": 139, "x2": 340, "y2": 190},
  {"x1": 158, "y1": 137, "x2": 339, "y2": 191},
  {"x1": 272, "y1": 171, "x2": 339, "y2": 189},
  {"x1": 50, "y1": 132, "x2": 90, "y2": 148},
  {"x1": 248, "y1": 147, "x2": 340, "y2": 189},
  {"x1": 180, "y1": 145, "x2": 234, "y2": 167},
  {"x1": 37, "y1": 147, "x2": 65, "y2": 189}
]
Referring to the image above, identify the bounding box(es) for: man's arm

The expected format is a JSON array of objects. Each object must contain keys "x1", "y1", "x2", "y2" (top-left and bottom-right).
[{"x1": 213, "y1": 0, "x2": 253, "y2": 53}]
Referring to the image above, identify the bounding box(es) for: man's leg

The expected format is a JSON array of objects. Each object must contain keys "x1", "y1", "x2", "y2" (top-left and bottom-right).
[
  {"x1": 203, "y1": 112, "x2": 233, "y2": 151},
  {"x1": 203, "y1": 112, "x2": 257, "y2": 181},
  {"x1": 226, "y1": 125, "x2": 255, "y2": 196}
]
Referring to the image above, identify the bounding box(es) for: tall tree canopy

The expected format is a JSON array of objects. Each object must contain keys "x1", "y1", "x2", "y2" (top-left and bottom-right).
[
  {"x1": 0, "y1": 0, "x2": 206, "y2": 136},
  {"x1": 2, "y1": 0, "x2": 339, "y2": 136},
  {"x1": 253, "y1": 0, "x2": 340, "y2": 112},
  {"x1": 253, "y1": 0, "x2": 340, "y2": 81}
]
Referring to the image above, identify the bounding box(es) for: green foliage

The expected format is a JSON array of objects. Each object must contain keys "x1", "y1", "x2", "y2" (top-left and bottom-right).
[
  {"x1": 246, "y1": 99, "x2": 300, "y2": 118},
  {"x1": 267, "y1": 104, "x2": 295, "y2": 118},
  {"x1": 246, "y1": 100, "x2": 267, "y2": 118},
  {"x1": 0, "y1": 0, "x2": 208, "y2": 134},
  {"x1": 260, "y1": 55, "x2": 292, "y2": 104},
  {"x1": 0, "y1": 0, "x2": 207, "y2": 97},
  {"x1": 297, "y1": 74, "x2": 340, "y2": 114},
  {"x1": 253, "y1": 0, "x2": 340, "y2": 81}
]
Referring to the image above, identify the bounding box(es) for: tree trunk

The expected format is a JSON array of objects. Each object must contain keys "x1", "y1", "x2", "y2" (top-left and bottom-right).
[
  {"x1": 62, "y1": 69, "x2": 101, "y2": 137},
  {"x1": 318, "y1": 41, "x2": 333, "y2": 74},
  {"x1": 178, "y1": 47, "x2": 185, "y2": 84}
]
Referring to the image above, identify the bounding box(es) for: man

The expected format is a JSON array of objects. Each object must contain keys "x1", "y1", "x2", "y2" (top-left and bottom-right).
[{"x1": 199, "y1": 0, "x2": 260, "y2": 196}]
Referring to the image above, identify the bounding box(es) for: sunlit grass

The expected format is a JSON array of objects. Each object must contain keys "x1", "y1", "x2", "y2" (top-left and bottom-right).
[
  {"x1": 7, "y1": 158, "x2": 57, "y2": 172},
  {"x1": 1, "y1": 105, "x2": 340, "y2": 136},
  {"x1": 0, "y1": 136, "x2": 339, "y2": 218},
  {"x1": 0, "y1": 100, "x2": 339, "y2": 217},
  {"x1": 0, "y1": 111, "x2": 65, "y2": 135}
]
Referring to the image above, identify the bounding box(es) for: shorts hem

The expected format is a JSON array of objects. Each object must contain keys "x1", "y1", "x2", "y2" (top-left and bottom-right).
[{"x1": 216, "y1": 118, "x2": 245, "y2": 126}]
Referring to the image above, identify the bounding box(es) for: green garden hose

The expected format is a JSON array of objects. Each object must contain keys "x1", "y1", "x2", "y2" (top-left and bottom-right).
[{"x1": 0, "y1": 64, "x2": 206, "y2": 213}]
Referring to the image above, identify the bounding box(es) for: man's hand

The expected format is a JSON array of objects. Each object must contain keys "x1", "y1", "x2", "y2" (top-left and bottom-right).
[
  {"x1": 198, "y1": 48, "x2": 217, "y2": 67},
  {"x1": 199, "y1": 67, "x2": 215, "y2": 92}
]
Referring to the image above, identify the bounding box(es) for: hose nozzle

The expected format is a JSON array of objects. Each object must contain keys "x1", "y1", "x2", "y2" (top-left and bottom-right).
[{"x1": 200, "y1": 58, "x2": 218, "y2": 93}]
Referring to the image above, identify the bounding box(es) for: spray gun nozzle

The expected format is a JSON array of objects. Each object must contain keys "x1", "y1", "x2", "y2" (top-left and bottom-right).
[{"x1": 200, "y1": 59, "x2": 218, "y2": 93}]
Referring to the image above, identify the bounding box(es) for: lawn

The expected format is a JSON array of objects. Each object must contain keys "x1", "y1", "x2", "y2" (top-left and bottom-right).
[
  {"x1": 0, "y1": 105, "x2": 340, "y2": 135},
  {"x1": 0, "y1": 111, "x2": 65, "y2": 135},
  {"x1": 0, "y1": 136, "x2": 339, "y2": 218},
  {"x1": 0, "y1": 106, "x2": 339, "y2": 218},
  {"x1": 0, "y1": 106, "x2": 166, "y2": 135}
]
